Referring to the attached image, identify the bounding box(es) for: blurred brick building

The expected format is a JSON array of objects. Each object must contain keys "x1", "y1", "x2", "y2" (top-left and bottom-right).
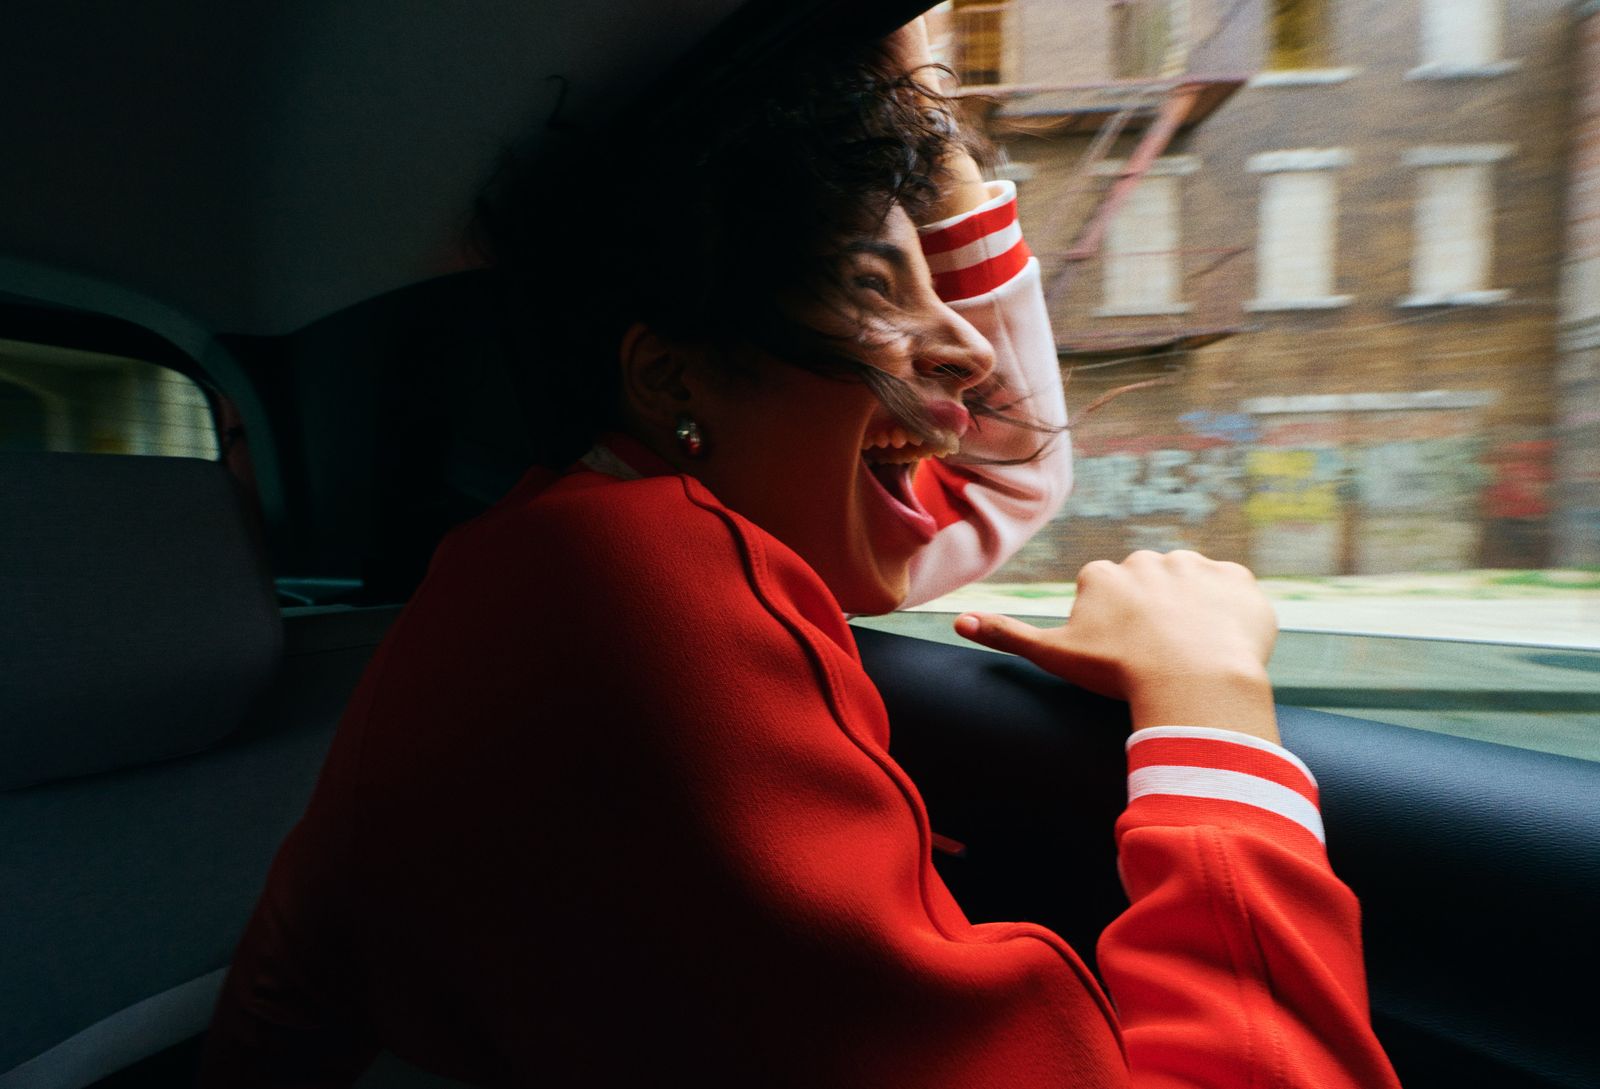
[{"x1": 936, "y1": 0, "x2": 1590, "y2": 577}]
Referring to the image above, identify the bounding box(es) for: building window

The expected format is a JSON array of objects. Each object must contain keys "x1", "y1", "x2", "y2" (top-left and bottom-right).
[
  {"x1": 1412, "y1": 0, "x2": 1514, "y2": 78},
  {"x1": 1268, "y1": 0, "x2": 1331, "y2": 70},
  {"x1": 1247, "y1": 149, "x2": 1352, "y2": 311},
  {"x1": 1095, "y1": 157, "x2": 1197, "y2": 316},
  {"x1": 951, "y1": 0, "x2": 1008, "y2": 86},
  {"x1": 1401, "y1": 145, "x2": 1514, "y2": 306},
  {"x1": 0, "y1": 338, "x2": 218, "y2": 458},
  {"x1": 1113, "y1": 0, "x2": 1191, "y2": 79}
]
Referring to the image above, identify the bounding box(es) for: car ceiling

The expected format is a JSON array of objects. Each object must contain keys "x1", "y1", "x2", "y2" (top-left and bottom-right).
[{"x1": 2, "y1": 0, "x2": 916, "y2": 340}]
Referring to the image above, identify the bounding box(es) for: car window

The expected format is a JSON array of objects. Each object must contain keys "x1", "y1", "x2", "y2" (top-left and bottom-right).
[
  {"x1": 857, "y1": 610, "x2": 1600, "y2": 762},
  {"x1": 0, "y1": 336, "x2": 218, "y2": 459},
  {"x1": 905, "y1": 0, "x2": 1600, "y2": 757}
]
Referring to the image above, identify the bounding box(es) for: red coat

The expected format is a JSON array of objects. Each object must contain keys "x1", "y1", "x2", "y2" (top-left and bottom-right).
[{"x1": 203, "y1": 454, "x2": 1399, "y2": 1088}]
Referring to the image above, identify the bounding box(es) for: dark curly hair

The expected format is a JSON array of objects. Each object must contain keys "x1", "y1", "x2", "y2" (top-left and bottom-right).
[{"x1": 474, "y1": 38, "x2": 1003, "y2": 467}]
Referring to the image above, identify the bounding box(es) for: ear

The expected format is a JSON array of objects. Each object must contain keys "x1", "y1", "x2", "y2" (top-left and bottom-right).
[{"x1": 618, "y1": 322, "x2": 694, "y2": 427}]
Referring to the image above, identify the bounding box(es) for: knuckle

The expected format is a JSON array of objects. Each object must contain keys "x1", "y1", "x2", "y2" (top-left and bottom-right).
[{"x1": 1077, "y1": 559, "x2": 1118, "y2": 580}]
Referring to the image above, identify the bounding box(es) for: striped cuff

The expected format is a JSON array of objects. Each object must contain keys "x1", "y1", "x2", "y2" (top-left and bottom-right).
[
  {"x1": 918, "y1": 180, "x2": 1033, "y2": 301},
  {"x1": 1123, "y1": 726, "x2": 1326, "y2": 846}
]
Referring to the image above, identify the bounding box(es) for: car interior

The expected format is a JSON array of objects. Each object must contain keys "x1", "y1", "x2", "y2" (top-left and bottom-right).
[{"x1": 3, "y1": 2, "x2": 1597, "y2": 1088}]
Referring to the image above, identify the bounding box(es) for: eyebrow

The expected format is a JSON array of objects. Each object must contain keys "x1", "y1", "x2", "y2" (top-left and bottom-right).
[{"x1": 843, "y1": 238, "x2": 912, "y2": 273}]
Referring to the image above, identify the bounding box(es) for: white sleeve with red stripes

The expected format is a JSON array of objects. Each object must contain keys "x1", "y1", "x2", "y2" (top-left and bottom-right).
[
  {"x1": 1101, "y1": 726, "x2": 1402, "y2": 1088},
  {"x1": 901, "y1": 180, "x2": 1072, "y2": 609}
]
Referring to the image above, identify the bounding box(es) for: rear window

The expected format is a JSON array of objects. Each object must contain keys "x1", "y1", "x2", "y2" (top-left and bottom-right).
[{"x1": 0, "y1": 337, "x2": 218, "y2": 459}]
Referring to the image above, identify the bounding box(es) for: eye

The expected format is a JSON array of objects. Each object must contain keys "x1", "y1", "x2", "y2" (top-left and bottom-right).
[{"x1": 853, "y1": 274, "x2": 892, "y2": 297}]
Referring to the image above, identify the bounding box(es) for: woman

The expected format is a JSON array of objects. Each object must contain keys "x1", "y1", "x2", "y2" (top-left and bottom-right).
[{"x1": 202, "y1": 20, "x2": 1400, "y2": 1089}]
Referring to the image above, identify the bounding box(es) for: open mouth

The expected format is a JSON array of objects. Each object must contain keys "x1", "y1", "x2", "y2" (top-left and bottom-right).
[{"x1": 860, "y1": 426, "x2": 955, "y2": 541}]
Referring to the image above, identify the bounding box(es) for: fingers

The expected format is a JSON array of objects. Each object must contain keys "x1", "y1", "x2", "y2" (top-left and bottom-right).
[
  {"x1": 954, "y1": 553, "x2": 1278, "y2": 709},
  {"x1": 954, "y1": 611, "x2": 1056, "y2": 659}
]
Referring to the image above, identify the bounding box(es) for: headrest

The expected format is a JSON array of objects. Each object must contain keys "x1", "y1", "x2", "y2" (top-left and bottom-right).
[{"x1": 0, "y1": 453, "x2": 282, "y2": 790}]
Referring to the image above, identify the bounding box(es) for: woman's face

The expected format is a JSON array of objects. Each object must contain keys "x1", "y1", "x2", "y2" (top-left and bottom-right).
[{"x1": 681, "y1": 205, "x2": 996, "y2": 615}]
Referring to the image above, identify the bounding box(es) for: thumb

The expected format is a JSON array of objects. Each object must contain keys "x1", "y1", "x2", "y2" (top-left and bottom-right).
[
  {"x1": 953, "y1": 612, "x2": 1065, "y2": 662},
  {"x1": 955, "y1": 611, "x2": 1121, "y2": 697}
]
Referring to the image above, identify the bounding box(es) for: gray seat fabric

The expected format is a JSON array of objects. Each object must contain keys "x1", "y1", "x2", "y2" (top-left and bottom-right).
[
  {"x1": 0, "y1": 451, "x2": 401, "y2": 1088},
  {"x1": 0, "y1": 452, "x2": 281, "y2": 790}
]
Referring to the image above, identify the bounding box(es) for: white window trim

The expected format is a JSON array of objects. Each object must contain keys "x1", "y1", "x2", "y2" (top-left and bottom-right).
[
  {"x1": 1247, "y1": 148, "x2": 1353, "y2": 173},
  {"x1": 1403, "y1": 144, "x2": 1515, "y2": 167},
  {"x1": 1406, "y1": 59, "x2": 1521, "y2": 80},
  {"x1": 1090, "y1": 155, "x2": 1201, "y2": 178},
  {"x1": 1094, "y1": 302, "x2": 1195, "y2": 318},
  {"x1": 1246, "y1": 295, "x2": 1353, "y2": 312},
  {"x1": 1243, "y1": 390, "x2": 1498, "y2": 414},
  {"x1": 1249, "y1": 67, "x2": 1359, "y2": 87},
  {"x1": 1398, "y1": 289, "x2": 1511, "y2": 308}
]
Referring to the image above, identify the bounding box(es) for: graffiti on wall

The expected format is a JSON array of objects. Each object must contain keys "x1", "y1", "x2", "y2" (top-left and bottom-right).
[
  {"x1": 1244, "y1": 448, "x2": 1343, "y2": 525},
  {"x1": 1236, "y1": 416, "x2": 1342, "y2": 575},
  {"x1": 1349, "y1": 414, "x2": 1484, "y2": 573},
  {"x1": 1357, "y1": 437, "x2": 1483, "y2": 513},
  {"x1": 1484, "y1": 440, "x2": 1553, "y2": 520},
  {"x1": 1049, "y1": 399, "x2": 1541, "y2": 575},
  {"x1": 1070, "y1": 435, "x2": 1245, "y2": 522}
]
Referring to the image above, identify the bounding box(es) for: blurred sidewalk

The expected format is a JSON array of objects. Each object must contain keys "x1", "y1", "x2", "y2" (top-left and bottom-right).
[{"x1": 913, "y1": 570, "x2": 1600, "y2": 649}]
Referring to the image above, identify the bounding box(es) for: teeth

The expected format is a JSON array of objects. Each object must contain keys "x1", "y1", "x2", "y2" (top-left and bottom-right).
[
  {"x1": 862, "y1": 429, "x2": 922, "y2": 451},
  {"x1": 861, "y1": 431, "x2": 960, "y2": 464},
  {"x1": 865, "y1": 447, "x2": 924, "y2": 465}
]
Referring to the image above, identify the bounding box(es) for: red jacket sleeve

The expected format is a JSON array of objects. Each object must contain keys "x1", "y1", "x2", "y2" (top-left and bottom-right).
[{"x1": 1099, "y1": 727, "x2": 1402, "y2": 1088}]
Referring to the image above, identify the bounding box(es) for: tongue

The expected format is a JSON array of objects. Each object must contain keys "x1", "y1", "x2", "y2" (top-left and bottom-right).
[{"x1": 865, "y1": 458, "x2": 936, "y2": 537}]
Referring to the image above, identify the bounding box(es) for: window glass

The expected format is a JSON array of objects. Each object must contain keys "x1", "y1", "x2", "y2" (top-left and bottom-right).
[
  {"x1": 1248, "y1": 153, "x2": 1350, "y2": 308},
  {"x1": 1419, "y1": 0, "x2": 1501, "y2": 70},
  {"x1": 855, "y1": 612, "x2": 1600, "y2": 762},
  {"x1": 1400, "y1": 146, "x2": 1513, "y2": 304},
  {"x1": 1412, "y1": 164, "x2": 1493, "y2": 297},
  {"x1": 1269, "y1": 0, "x2": 1331, "y2": 70},
  {"x1": 916, "y1": 0, "x2": 1599, "y2": 754},
  {"x1": 1102, "y1": 169, "x2": 1185, "y2": 315},
  {"x1": 1114, "y1": 0, "x2": 1191, "y2": 79},
  {"x1": 950, "y1": 0, "x2": 1007, "y2": 85},
  {"x1": 0, "y1": 338, "x2": 218, "y2": 459}
]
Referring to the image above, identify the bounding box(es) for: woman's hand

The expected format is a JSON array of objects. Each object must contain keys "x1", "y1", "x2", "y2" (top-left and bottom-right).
[
  {"x1": 881, "y1": 16, "x2": 989, "y2": 224},
  {"x1": 954, "y1": 551, "x2": 1282, "y2": 742},
  {"x1": 882, "y1": 16, "x2": 942, "y2": 94}
]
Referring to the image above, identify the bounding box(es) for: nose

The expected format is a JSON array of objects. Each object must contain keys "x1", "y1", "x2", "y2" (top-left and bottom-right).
[{"x1": 915, "y1": 302, "x2": 996, "y2": 394}]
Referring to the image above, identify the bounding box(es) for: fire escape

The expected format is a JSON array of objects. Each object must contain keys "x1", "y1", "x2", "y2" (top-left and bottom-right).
[{"x1": 945, "y1": 0, "x2": 1249, "y2": 372}]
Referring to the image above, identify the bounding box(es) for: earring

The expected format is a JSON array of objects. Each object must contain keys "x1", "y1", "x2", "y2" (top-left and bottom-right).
[{"x1": 674, "y1": 414, "x2": 707, "y2": 458}]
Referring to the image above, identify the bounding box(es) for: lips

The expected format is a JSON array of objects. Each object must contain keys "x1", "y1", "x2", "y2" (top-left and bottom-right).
[{"x1": 923, "y1": 399, "x2": 972, "y2": 440}]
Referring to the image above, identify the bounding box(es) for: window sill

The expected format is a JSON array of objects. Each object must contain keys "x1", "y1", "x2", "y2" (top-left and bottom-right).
[
  {"x1": 1094, "y1": 303, "x2": 1193, "y2": 318},
  {"x1": 1249, "y1": 68, "x2": 1359, "y2": 87},
  {"x1": 1246, "y1": 295, "x2": 1354, "y2": 312},
  {"x1": 1406, "y1": 60, "x2": 1522, "y2": 81},
  {"x1": 1398, "y1": 290, "x2": 1511, "y2": 308}
]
